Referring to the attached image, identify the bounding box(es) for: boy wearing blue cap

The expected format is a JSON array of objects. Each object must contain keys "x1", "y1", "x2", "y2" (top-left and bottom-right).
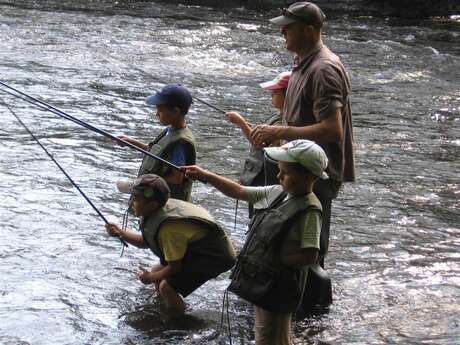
[{"x1": 119, "y1": 84, "x2": 196, "y2": 201}]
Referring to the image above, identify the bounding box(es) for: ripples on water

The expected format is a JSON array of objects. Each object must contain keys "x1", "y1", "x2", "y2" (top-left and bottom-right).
[{"x1": 0, "y1": 1, "x2": 459, "y2": 344}]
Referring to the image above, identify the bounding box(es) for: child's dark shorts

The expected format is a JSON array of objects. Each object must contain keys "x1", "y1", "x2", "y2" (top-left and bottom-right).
[{"x1": 166, "y1": 271, "x2": 219, "y2": 297}]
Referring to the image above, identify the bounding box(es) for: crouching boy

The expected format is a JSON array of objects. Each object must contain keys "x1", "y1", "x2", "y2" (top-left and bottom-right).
[
  {"x1": 182, "y1": 139, "x2": 327, "y2": 345},
  {"x1": 105, "y1": 174, "x2": 236, "y2": 316}
]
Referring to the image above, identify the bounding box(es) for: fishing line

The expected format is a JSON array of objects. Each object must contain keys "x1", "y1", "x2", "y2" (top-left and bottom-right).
[
  {"x1": 0, "y1": 98, "x2": 129, "y2": 250},
  {"x1": 104, "y1": 55, "x2": 227, "y2": 114},
  {"x1": 0, "y1": 81, "x2": 206, "y2": 183},
  {"x1": 220, "y1": 288, "x2": 233, "y2": 345}
]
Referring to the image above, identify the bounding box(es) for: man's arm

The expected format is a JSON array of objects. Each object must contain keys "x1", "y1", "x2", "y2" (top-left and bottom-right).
[{"x1": 251, "y1": 107, "x2": 343, "y2": 146}]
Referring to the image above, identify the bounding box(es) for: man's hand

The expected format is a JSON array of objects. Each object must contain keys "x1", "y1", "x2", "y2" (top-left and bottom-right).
[{"x1": 250, "y1": 124, "x2": 280, "y2": 147}]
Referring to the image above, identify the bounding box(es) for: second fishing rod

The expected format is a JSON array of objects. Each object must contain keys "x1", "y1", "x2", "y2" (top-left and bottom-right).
[{"x1": 0, "y1": 81, "x2": 207, "y2": 183}]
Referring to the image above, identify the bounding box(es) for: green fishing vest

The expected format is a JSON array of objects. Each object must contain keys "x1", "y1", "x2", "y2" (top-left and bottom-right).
[
  {"x1": 239, "y1": 113, "x2": 281, "y2": 186},
  {"x1": 140, "y1": 199, "x2": 236, "y2": 275},
  {"x1": 228, "y1": 186, "x2": 322, "y2": 313},
  {"x1": 138, "y1": 127, "x2": 196, "y2": 201}
]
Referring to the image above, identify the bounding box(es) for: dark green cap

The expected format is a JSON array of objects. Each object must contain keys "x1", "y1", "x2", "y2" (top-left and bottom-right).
[{"x1": 270, "y1": 2, "x2": 326, "y2": 28}]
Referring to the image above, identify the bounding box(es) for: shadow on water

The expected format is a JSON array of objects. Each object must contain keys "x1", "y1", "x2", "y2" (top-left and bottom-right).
[{"x1": 109, "y1": 288, "x2": 239, "y2": 344}]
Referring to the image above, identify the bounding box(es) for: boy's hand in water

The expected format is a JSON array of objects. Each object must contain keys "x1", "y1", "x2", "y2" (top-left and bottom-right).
[
  {"x1": 105, "y1": 223, "x2": 122, "y2": 237},
  {"x1": 138, "y1": 266, "x2": 158, "y2": 285},
  {"x1": 180, "y1": 165, "x2": 208, "y2": 180}
]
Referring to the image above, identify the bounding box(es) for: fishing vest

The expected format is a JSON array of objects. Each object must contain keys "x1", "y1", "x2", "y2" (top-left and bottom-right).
[
  {"x1": 140, "y1": 199, "x2": 236, "y2": 275},
  {"x1": 239, "y1": 113, "x2": 281, "y2": 187},
  {"x1": 228, "y1": 186, "x2": 322, "y2": 313},
  {"x1": 138, "y1": 126, "x2": 196, "y2": 201}
]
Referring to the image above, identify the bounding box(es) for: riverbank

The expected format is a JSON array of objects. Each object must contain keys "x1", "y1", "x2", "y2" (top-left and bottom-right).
[
  {"x1": 1, "y1": 0, "x2": 459, "y2": 19},
  {"x1": 154, "y1": 0, "x2": 460, "y2": 18}
]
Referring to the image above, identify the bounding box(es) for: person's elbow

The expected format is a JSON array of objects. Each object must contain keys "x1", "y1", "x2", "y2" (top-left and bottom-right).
[
  {"x1": 167, "y1": 260, "x2": 182, "y2": 274},
  {"x1": 322, "y1": 108, "x2": 344, "y2": 142},
  {"x1": 284, "y1": 248, "x2": 318, "y2": 267},
  {"x1": 300, "y1": 248, "x2": 319, "y2": 266}
]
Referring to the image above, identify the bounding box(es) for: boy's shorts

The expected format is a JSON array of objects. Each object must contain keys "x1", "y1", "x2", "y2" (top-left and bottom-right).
[{"x1": 166, "y1": 271, "x2": 218, "y2": 297}]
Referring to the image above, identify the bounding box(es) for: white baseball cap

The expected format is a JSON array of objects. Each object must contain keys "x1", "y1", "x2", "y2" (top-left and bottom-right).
[{"x1": 264, "y1": 139, "x2": 329, "y2": 179}]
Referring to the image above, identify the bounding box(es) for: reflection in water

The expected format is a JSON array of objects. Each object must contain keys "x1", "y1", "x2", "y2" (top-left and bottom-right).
[{"x1": 0, "y1": 1, "x2": 459, "y2": 344}]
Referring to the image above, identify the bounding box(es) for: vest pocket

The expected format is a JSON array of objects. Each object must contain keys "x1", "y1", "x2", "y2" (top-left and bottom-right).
[{"x1": 228, "y1": 256, "x2": 278, "y2": 306}]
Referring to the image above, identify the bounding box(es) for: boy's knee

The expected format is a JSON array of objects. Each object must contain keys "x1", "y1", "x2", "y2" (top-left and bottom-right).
[
  {"x1": 159, "y1": 279, "x2": 179, "y2": 299},
  {"x1": 158, "y1": 280, "x2": 171, "y2": 294}
]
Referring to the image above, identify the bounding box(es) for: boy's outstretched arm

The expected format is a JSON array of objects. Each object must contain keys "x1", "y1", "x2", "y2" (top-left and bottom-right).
[
  {"x1": 105, "y1": 223, "x2": 149, "y2": 248},
  {"x1": 181, "y1": 165, "x2": 249, "y2": 201}
]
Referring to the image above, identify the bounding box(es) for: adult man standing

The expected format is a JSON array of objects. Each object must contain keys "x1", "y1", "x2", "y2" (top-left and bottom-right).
[{"x1": 251, "y1": 1, "x2": 355, "y2": 313}]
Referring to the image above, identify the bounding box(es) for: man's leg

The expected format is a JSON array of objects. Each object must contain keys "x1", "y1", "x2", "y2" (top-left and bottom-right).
[
  {"x1": 296, "y1": 179, "x2": 341, "y2": 317},
  {"x1": 313, "y1": 179, "x2": 341, "y2": 267}
]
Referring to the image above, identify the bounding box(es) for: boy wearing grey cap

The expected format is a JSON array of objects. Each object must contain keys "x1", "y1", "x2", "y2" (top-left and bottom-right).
[
  {"x1": 118, "y1": 84, "x2": 196, "y2": 201},
  {"x1": 105, "y1": 174, "x2": 236, "y2": 316},
  {"x1": 182, "y1": 139, "x2": 326, "y2": 345}
]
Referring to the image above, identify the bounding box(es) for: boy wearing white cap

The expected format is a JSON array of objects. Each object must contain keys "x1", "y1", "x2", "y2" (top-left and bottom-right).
[
  {"x1": 182, "y1": 139, "x2": 327, "y2": 345},
  {"x1": 225, "y1": 71, "x2": 291, "y2": 216}
]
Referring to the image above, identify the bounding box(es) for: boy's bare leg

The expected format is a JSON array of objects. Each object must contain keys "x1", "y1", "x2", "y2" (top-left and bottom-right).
[
  {"x1": 159, "y1": 280, "x2": 185, "y2": 316},
  {"x1": 150, "y1": 264, "x2": 164, "y2": 291},
  {"x1": 254, "y1": 305, "x2": 291, "y2": 345}
]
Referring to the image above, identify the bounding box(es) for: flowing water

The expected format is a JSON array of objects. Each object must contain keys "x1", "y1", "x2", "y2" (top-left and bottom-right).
[{"x1": 0, "y1": 1, "x2": 459, "y2": 344}]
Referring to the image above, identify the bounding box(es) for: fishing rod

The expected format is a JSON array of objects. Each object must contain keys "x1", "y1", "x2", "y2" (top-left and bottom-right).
[
  {"x1": 0, "y1": 81, "x2": 206, "y2": 183},
  {"x1": 0, "y1": 98, "x2": 129, "y2": 249},
  {"x1": 130, "y1": 66, "x2": 227, "y2": 115}
]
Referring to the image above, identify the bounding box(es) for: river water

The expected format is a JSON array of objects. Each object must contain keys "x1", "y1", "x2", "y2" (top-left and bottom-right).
[{"x1": 0, "y1": 1, "x2": 459, "y2": 344}]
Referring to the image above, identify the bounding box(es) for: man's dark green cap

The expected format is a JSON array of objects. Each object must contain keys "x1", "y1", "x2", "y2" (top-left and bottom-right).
[{"x1": 270, "y1": 2, "x2": 326, "y2": 28}]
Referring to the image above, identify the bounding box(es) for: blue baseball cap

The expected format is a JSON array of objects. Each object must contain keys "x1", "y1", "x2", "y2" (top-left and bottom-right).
[{"x1": 145, "y1": 84, "x2": 193, "y2": 112}]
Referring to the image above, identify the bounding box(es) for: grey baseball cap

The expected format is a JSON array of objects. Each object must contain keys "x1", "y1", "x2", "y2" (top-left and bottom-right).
[{"x1": 270, "y1": 2, "x2": 326, "y2": 28}]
